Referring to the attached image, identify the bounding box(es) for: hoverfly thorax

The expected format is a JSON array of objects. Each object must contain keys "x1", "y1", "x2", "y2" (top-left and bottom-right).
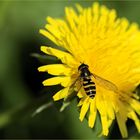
[{"x1": 78, "y1": 63, "x2": 92, "y2": 77}]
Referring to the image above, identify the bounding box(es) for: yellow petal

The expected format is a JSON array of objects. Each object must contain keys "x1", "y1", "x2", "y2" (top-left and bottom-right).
[
  {"x1": 88, "y1": 99, "x2": 97, "y2": 128},
  {"x1": 45, "y1": 24, "x2": 61, "y2": 40},
  {"x1": 96, "y1": 94, "x2": 105, "y2": 115},
  {"x1": 92, "y1": 2, "x2": 99, "y2": 25},
  {"x1": 96, "y1": 94, "x2": 109, "y2": 136},
  {"x1": 53, "y1": 87, "x2": 69, "y2": 101},
  {"x1": 77, "y1": 88, "x2": 86, "y2": 98},
  {"x1": 116, "y1": 112, "x2": 128, "y2": 138},
  {"x1": 112, "y1": 99, "x2": 128, "y2": 138},
  {"x1": 65, "y1": 7, "x2": 78, "y2": 30},
  {"x1": 40, "y1": 46, "x2": 78, "y2": 67},
  {"x1": 46, "y1": 17, "x2": 69, "y2": 34},
  {"x1": 42, "y1": 76, "x2": 71, "y2": 87},
  {"x1": 130, "y1": 99, "x2": 140, "y2": 115},
  {"x1": 61, "y1": 77, "x2": 72, "y2": 87},
  {"x1": 77, "y1": 90, "x2": 83, "y2": 98},
  {"x1": 77, "y1": 97, "x2": 86, "y2": 107},
  {"x1": 105, "y1": 99, "x2": 115, "y2": 120},
  {"x1": 100, "y1": 115, "x2": 109, "y2": 136},
  {"x1": 46, "y1": 17, "x2": 71, "y2": 51},
  {"x1": 92, "y1": 2, "x2": 99, "y2": 14},
  {"x1": 38, "y1": 64, "x2": 71, "y2": 76},
  {"x1": 75, "y1": 4, "x2": 83, "y2": 13},
  {"x1": 108, "y1": 9, "x2": 117, "y2": 26},
  {"x1": 79, "y1": 97, "x2": 90, "y2": 121},
  {"x1": 128, "y1": 110, "x2": 140, "y2": 133},
  {"x1": 39, "y1": 29, "x2": 59, "y2": 46},
  {"x1": 43, "y1": 77, "x2": 64, "y2": 86}
]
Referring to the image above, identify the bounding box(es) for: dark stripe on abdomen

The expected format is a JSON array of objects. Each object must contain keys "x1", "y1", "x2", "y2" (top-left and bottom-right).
[
  {"x1": 83, "y1": 77, "x2": 96, "y2": 98},
  {"x1": 86, "y1": 90, "x2": 96, "y2": 95},
  {"x1": 83, "y1": 82, "x2": 95, "y2": 86},
  {"x1": 84, "y1": 86, "x2": 96, "y2": 91}
]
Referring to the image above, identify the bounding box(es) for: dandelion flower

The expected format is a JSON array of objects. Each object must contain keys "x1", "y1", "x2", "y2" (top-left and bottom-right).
[{"x1": 38, "y1": 2, "x2": 140, "y2": 138}]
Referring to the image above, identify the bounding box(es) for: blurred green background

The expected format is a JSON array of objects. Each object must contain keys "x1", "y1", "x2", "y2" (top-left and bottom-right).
[{"x1": 0, "y1": 0, "x2": 140, "y2": 139}]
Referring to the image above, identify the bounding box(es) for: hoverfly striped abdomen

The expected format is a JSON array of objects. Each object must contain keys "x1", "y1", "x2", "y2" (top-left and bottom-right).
[{"x1": 78, "y1": 63, "x2": 96, "y2": 99}]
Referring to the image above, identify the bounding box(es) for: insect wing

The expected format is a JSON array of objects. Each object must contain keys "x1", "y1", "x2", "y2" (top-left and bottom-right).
[
  {"x1": 64, "y1": 75, "x2": 81, "y2": 101},
  {"x1": 92, "y1": 73, "x2": 118, "y2": 92},
  {"x1": 61, "y1": 76, "x2": 82, "y2": 112}
]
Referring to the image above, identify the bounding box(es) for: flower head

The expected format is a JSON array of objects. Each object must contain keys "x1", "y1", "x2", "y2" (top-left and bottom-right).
[{"x1": 38, "y1": 2, "x2": 140, "y2": 138}]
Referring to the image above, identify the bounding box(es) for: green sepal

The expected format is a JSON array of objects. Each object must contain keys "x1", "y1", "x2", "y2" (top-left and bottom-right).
[
  {"x1": 32, "y1": 101, "x2": 54, "y2": 117},
  {"x1": 31, "y1": 53, "x2": 60, "y2": 64},
  {"x1": 60, "y1": 88, "x2": 77, "y2": 112},
  {"x1": 134, "y1": 84, "x2": 140, "y2": 98}
]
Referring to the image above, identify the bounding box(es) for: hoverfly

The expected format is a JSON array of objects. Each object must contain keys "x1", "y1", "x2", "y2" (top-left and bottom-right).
[
  {"x1": 77, "y1": 63, "x2": 118, "y2": 99},
  {"x1": 78, "y1": 63, "x2": 96, "y2": 98}
]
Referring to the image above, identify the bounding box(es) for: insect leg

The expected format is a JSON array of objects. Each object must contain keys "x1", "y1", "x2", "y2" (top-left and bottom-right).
[{"x1": 60, "y1": 76, "x2": 81, "y2": 112}]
